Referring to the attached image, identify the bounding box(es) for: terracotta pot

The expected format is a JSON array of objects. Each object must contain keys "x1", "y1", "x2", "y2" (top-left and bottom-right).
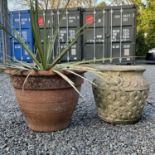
[
  {"x1": 92, "y1": 65, "x2": 149, "y2": 124},
  {"x1": 9, "y1": 70, "x2": 84, "y2": 132}
]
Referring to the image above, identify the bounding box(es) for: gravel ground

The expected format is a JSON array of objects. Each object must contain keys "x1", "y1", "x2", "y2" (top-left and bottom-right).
[{"x1": 0, "y1": 65, "x2": 155, "y2": 155}]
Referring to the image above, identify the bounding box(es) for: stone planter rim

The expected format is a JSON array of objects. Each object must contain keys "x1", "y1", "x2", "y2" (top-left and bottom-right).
[{"x1": 90, "y1": 65, "x2": 145, "y2": 72}]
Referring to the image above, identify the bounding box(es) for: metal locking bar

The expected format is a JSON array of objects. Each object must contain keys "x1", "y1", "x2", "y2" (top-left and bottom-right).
[
  {"x1": 50, "y1": 10, "x2": 55, "y2": 60},
  {"x1": 10, "y1": 13, "x2": 15, "y2": 61},
  {"x1": 0, "y1": 13, "x2": 3, "y2": 62},
  {"x1": 57, "y1": 10, "x2": 60, "y2": 55},
  {"x1": 120, "y1": 5, "x2": 123, "y2": 63},
  {"x1": 66, "y1": 10, "x2": 70, "y2": 62},
  {"x1": 19, "y1": 11, "x2": 23, "y2": 61},
  {"x1": 110, "y1": 8, "x2": 113, "y2": 63},
  {"x1": 102, "y1": 10, "x2": 105, "y2": 63},
  {"x1": 93, "y1": 5, "x2": 96, "y2": 62}
]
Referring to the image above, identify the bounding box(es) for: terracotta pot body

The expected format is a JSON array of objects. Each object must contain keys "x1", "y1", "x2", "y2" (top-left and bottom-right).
[
  {"x1": 92, "y1": 65, "x2": 149, "y2": 124},
  {"x1": 11, "y1": 71, "x2": 83, "y2": 132}
]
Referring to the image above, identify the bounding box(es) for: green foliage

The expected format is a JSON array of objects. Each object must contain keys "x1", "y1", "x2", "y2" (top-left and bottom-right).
[
  {"x1": 134, "y1": 0, "x2": 155, "y2": 56},
  {"x1": 97, "y1": 1, "x2": 106, "y2": 8},
  {"x1": 136, "y1": 31, "x2": 149, "y2": 56}
]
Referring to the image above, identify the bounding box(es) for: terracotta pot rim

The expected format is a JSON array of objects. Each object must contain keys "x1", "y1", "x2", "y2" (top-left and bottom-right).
[
  {"x1": 5, "y1": 69, "x2": 85, "y2": 77},
  {"x1": 89, "y1": 65, "x2": 146, "y2": 72}
]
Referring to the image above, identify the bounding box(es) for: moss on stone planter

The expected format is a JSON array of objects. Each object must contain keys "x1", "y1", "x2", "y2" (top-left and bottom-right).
[{"x1": 92, "y1": 65, "x2": 149, "y2": 124}]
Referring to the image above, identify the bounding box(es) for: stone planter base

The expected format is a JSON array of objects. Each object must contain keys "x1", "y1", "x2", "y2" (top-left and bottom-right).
[
  {"x1": 98, "y1": 114, "x2": 140, "y2": 125},
  {"x1": 92, "y1": 65, "x2": 149, "y2": 124}
]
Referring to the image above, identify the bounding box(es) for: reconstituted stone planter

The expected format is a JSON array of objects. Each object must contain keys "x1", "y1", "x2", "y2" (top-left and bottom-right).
[{"x1": 92, "y1": 65, "x2": 149, "y2": 124}]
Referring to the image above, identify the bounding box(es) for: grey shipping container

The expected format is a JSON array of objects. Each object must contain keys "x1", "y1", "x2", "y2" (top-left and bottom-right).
[
  {"x1": 40, "y1": 28, "x2": 52, "y2": 43},
  {"x1": 84, "y1": 28, "x2": 105, "y2": 43},
  {"x1": 83, "y1": 44, "x2": 106, "y2": 60},
  {"x1": 107, "y1": 5, "x2": 136, "y2": 62},
  {"x1": 83, "y1": 9, "x2": 106, "y2": 27},
  {"x1": 39, "y1": 8, "x2": 82, "y2": 62},
  {"x1": 55, "y1": 42, "x2": 81, "y2": 62},
  {"x1": 38, "y1": 10, "x2": 54, "y2": 28},
  {"x1": 82, "y1": 5, "x2": 136, "y2": 63},
  {"x1": 54, "y1": 9, "x2": 81, "y2": 28},
  {"x1": 38, "y1": 9, "x2": 81, "y2": 28},
  {"x1": 110, "y1": 9, "x2": 136, "y2": 26},
  {"x1": 40, "y1": 27, "x2": 78, "y2": 44},
  {"x1": 111, "y1": 26, "x2": 133, "y2": 42},
  {"x1": 59, "y1": 28, "x2": 78, "y2": 43},
  {"x1": 111, "y1": 42, "x2": 135, "y2": 60}
]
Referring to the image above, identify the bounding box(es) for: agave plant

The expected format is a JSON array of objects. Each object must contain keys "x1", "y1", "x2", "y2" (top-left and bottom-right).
[{"x1": 0, "y1": 0, "x2": 104, "y2": 95}]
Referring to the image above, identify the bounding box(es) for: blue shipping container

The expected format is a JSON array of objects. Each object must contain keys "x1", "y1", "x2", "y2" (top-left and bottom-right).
[
  {"x1": 10, "y1": 10, "x2": 31, "y2": 29},
  {"x1": 0, "y1": 12, "x2": 4, "y2": 63},
  {"x1": 10, "y1": 42, "x2": 33, "y2": 62},
  {"x1": 13, "y1": 28, "x2": 33, "y2": 43},
  {"x1": 10, "y1": 10, "x2": 34, "y2": 63}
]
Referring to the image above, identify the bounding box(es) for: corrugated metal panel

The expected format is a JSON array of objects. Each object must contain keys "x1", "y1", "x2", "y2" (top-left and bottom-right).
[
  {"x1": 83, "y1": 44, "x2": 106, "y2": 60},
  {"x1": 10, "y1": 10, "x2": 31, "y2": 28},
  {"x1": 38, "y1": 8, "x2": 82, "y2": 62},
  {"x1": 84, "y1": 28, "x2": 105, "y2": 43},
  {"x1": 58, "y1": 43, "x2": 81, "y2": 62},
  {"x1": 9, "y1": 10, "x2": 34, "y2": 62},
  {"x1": 82, "y1": 5, "x2": 136, "y2": 63},
  {"x1": 107, "y1": 5, "x2": 136, "y2": 62},
  {"x1": 54, "y1": 9, "x2": 81, "y2": 28},
  {"x1": 83, "y1": 10, "x2": 106, "y2": 27},
  {"x1": 83, "y1": 8, "x2": 106, "y2": 61},
  {"x1": 10, "y1": 42, "x2": 33, "y2": 62}
]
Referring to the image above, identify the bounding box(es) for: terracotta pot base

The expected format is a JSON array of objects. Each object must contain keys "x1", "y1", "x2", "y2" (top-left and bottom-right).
[{"x1": 27, "y1": 121, "x2": 70, "y2": 132}]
